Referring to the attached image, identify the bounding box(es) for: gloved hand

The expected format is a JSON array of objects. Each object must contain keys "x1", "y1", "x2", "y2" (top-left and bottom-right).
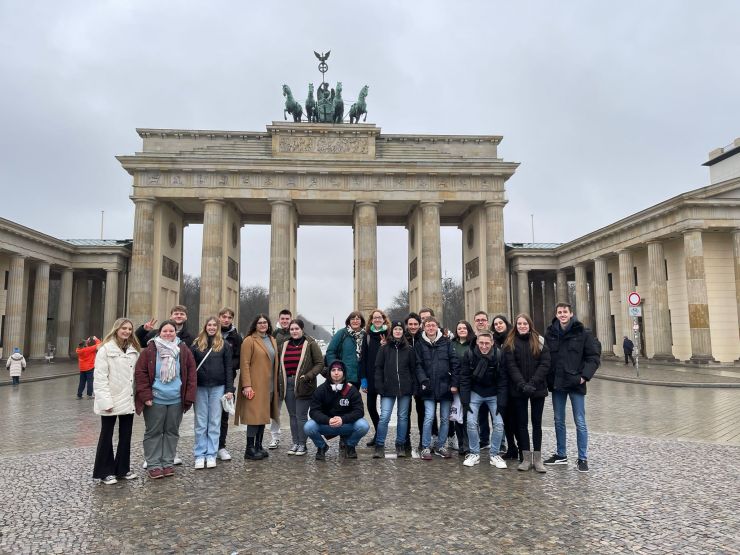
[
  {"x1": 421, "y1": 380, "x2": 430, "y2": 391},
  {"x1": 521, "y1": 383, "x2": 536, "y2": 396},
  {"x1": 360, "y1": 378, "x2": 368, "y2": 389}
]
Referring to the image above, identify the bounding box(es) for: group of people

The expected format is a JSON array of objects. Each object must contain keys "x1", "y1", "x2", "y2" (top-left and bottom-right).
[{"x1": 89, "y1": 301, "x2": 601, "y2": 485}]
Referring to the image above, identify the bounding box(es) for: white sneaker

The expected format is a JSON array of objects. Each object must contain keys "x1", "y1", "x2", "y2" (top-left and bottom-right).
[
  {"x1": 174, "y1": 455, "x2": 183, "y2": 465},
  {"x1": 101, "y1": 475, "x2": 118, "y2": 485},
  {"x1": 287, "y1": 444, "x2": 299, "y2": 455},
  {"x1": 448, "y1": 436, "x2": 459, "y2": 451},
  {"x1": 268, "y1": 438, "x2": 280, "y2": 449},
  {"x1": 142, "y1": 460, "x2": 147, "y2": 469},
  {"x1": 217, "y1": 448, "x2": 232, "y2": 461},
  {"x1": 490, "y1": 455, "x2": 507, "y2": 469},
  {"x1": 121, "y1": 471, "x2": 138, "y2": 481},
  {"x1": 206, "y1": 457, "x2": 217, "y2": 468},
  {"x1": 463, "y1": 453, "x2": 480, "y2": 467},
  {"x1": 194, "y1": 457, "x2": 205, "y2": 469}
]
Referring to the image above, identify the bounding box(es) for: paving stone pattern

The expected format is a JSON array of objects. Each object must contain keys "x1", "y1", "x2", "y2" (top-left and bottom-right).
[{"x1": 1, "y1": 375, "x2": 739, "y2": 554}]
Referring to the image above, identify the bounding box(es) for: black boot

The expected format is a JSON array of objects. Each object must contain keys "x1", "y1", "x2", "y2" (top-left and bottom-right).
[
  {"x1": 315, "y1": 445, "x2": 328, "y2": 461},
  {"x1": 366, "y1": 435, "x2": 377, "y2": 447},
  {"x1": 373, "y1": 445, "x2": 385, "y2": 459},
  {"x1": 244, "y1": 436, "x2": 260, "y2": 460},
  {"x1": 396, "y1": 443, "x2": 406, "y2": 458},
  {"x1": 345, "y1": 445, "x2": 358, "y2": 459},
  {"x1": 256, "y1": 428, "x2": 268, "y2": 459}
]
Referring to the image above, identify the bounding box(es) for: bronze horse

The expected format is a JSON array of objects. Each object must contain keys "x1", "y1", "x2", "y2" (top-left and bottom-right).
[
  {"x1": 333, "y1": 82, "x2": 344, "y2": 123},
  {"x1": 283, "y1": 84, "x2": 303, "y2": 122},
  {"x1": 305, "y1": 83, "x2": 317, "y2": 123},
  {"x1": 349, "y1": 85, "x2": 368, "y2": 124}
]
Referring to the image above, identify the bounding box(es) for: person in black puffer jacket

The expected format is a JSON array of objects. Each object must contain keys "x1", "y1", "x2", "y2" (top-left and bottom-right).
[
  {"x1": 503, "y1": 313, "x2": 551, "y2": 473},
  {"x1": 217, "y1": 307, "x2": 242, "y2": 460},
  {"x1": 373, "y1": 320, "x2": 415, "y2": 459},
  {"x1": 191, "y1": 317, "x2": 234, "y2": 469},
  {"x1": 491, "y1": 314, "x2": 518, "y2": 460},
  {"x1": 360, "y1": 309, "x2": 391, "y2": 447}
]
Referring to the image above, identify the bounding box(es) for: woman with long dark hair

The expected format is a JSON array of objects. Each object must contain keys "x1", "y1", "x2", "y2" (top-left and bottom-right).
[
  {"x1": 491, "y1": 314, "x2": 519, "y2": 460},
  {"x1": 449, "y1": 320, "x2": 475, "y2": 455},
  {"x1": 235, "y1": 314, "x2": 283, "y2": 460},
  {"x1": 504, "y1": 313, "x2": 551, "y2": 472}
]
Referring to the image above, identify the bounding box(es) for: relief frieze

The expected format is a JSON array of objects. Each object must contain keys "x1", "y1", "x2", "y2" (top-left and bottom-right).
[{"x1": 278, "y1": 136, "x2": 369, "y2": 154}]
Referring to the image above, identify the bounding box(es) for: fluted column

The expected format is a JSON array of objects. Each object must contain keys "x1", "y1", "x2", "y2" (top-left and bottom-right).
[
  {"x1": 200, "y1": 199, "x2": 225, "y2": 325},
  {"x1": 56, "y1": 268, "x2": 73, "y2": 357},
  {"x1": 354, "y1": 201, "x2": 378, "y2": 314},
  {"x1": 618, "y1": 249, "x2": 634, "y2": 347},
  {"x1": 103, "y1": 269, "x2": 119, "y2": 333},
  {"x1": 732, "y1": 229, "x2": 740, "y2": 359},
  {"x1": 5, "y1": 254, "x2": 26, "y2": 356},
  {"x1": 531, "y1": 276, "x2": 544, "y2": 330},
  {"x1": 89, "y1": 278, "x2": 103, "y2": 337},
  {"x1": 485, "y1": 201, "x2": 508, "y2": 315},
  {"x1": 128, "y1": 198, "x2": 156, "y2": 326},
  {"x1": 420, "y1": 202, "x2": 443, "y2": 319},
  {"x1": 517, "y1": 270, "x2": 530, "y2": 316},
  {"x1": 556, "y1": 270, "x2": 568, "y2": 304},
  {"x1": 647, "y1": 241, "x2": 675, "y2": 360},
  {"x1": 269, "y1": 200, "x2": 292, "y2": 321},
  {"x1": 543, "y1": 275, "x2": 556, "y2": 324},
  {"x1": 30, "y1": 261, "x2": 51, "y2": 359},
  {"x1": 575, "y1": 263, "x2": 591, "y2": 328},
  {"x1": 71, "y1": 272, "x2": 89, "y2": 350},
  {"x1": 593, "y1": 257, "x2": 614, "y2": 355},
  {"x1": 683, "y1": 230, "x2": 715, "y2": 362}
]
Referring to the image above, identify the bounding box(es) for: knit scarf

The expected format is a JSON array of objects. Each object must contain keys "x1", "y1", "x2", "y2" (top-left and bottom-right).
[
  {"x1": 153, "y1": 336, "x2": 180, "y2": 383},
  {"x1": 346, "y1": 326, "x2": 365, "y2": 360}
]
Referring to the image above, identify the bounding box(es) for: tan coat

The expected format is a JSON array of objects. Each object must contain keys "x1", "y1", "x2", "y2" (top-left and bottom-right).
[{"x1": 234, "y1": 333, "x2": 283, "y2": 425}]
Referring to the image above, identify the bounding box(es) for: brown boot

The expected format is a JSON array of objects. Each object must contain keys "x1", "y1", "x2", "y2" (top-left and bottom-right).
[
  {"x1": 533, "y1": 451, "x2": 547, "y2": 473},
  {"x1": 518, "y1": 450, "x2": 532, "y2": 471}
]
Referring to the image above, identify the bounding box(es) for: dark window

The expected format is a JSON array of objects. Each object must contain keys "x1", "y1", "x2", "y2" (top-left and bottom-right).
[
  {"x1": 664, "y1": 259, "x2": 669, "y2": 281},
  {"x1": 3, "y1": 270, "x2": 8, "y2": 290},
  {"x1": 668, "y1": 310, "x2": 673, "y2": 346},
  {"x1": 610, "y1": 315, "x2": 616, "y2": 347},
  {"x1": 633, "y1": 266, "x2": 638, "y2": 287},
  {"x1": 607, "y1": 273, "x2": 613, "y2": 291}
]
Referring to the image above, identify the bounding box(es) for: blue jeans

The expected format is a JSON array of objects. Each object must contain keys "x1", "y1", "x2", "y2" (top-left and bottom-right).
[
  {"x1": 466, "y1": 392, "x2": 504, "y2": 455},
  {"x1": 422, "y1": 399, "x2": 450, "y2": 449},
  {"x1": 194, "y1": 385, "x2": 225, "y2": 458},
  {"x1": 376, "y1": 395, "x2": 411, "y2": 447},
  {"x1": 552, "y1": 390, "x2": 588, "y2": 460},
  {"x1": 304, "y1": 418, "x2": 370, "y2": 448}
]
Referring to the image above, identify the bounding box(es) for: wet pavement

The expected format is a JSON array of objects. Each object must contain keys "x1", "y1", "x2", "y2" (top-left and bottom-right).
[{"x1": 1, "y1": 374, "x2": 739, "y2": 553}]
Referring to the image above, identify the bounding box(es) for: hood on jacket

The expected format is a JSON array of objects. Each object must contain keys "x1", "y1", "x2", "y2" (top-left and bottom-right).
[
  {"x1": 326, "y1": 359, "x2": 348, "y2": 384},
  {"x1": 421, "y1": 330, "x2": 443, "y2": 345},
  {"x1": 10, "y1": 352, "x2": 24, "y2": 360},
  {"x1": 548, "y1": 316, "x2": 582, "y2": 336}
]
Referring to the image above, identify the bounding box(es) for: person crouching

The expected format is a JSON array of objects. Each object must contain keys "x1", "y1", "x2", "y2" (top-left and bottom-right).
[{"x1": 304, "y1": 360, "x2": 369, "y2": 460}]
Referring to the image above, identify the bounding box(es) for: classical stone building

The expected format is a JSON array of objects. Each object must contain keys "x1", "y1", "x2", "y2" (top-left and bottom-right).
[{"x1": 0, "y1": 218, "x2": 130, "y2": 359}]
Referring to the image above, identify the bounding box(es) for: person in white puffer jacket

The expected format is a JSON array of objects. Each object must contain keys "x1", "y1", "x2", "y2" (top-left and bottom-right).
[
  {"x1": 92, "y1": 318, "x2": 141, "y2": 485},
  {"x1": 6, "y1": 347, "x2": 26, "y2": 385}
]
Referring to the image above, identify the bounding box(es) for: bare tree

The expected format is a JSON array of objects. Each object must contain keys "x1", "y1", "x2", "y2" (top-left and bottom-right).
[
  {"x1": 385, "y1": 288, "x2": 410, "y2": 322},
  {"x1": 180, "y1": 274, "x2": 200, "y2": 321},
  {"x1": 239, "y1": 285, "x2": 269, "y2": 331},
  {"x1": 442, "y1": 276, "x2": 464, "y2": 330}
]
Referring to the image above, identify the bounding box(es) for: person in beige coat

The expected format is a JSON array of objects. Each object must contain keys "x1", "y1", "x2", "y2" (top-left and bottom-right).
[
  {"x1": 92, "y1": 318, "x2": 141, "y2": 484},
  {"x1": 235, "y1": 314, "x2": 284, "y2": 460}
]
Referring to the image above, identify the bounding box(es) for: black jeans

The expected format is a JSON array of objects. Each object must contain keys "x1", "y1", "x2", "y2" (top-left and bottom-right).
[
  {"x1": 502, "y1": 402, "x2": 519, "y2": 452},
  {"x1": 514, "y1": 396, "x2": 545, "y2": 451},
  {"x1": 77, "y1": 369, "x2": 94, "y2": 397},
  {"x1": 93, "y1": 414, "x2": 134, "y2": 479},
  {"x1": 624, "y1": 353, "x2": 635, "y2": 365},
  {"x1": 478, "y1": 402, "x2": 491, "y2": 447},
  {"x1": 218, "y1": 409, "x2": 229, "y2": 450},
  {"x1": 366, "y1": 389, "x2": 380, "y2": 435}
]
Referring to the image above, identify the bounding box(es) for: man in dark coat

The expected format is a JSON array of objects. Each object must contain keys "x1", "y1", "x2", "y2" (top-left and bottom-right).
[
  {"x1": 217, "y1": 307, "x2": 242, "y2": 461},
  {"x1": 304, "y1": 360, "x2": 369, "y2": 460},
  {"x1": 135, "y1": 305, "x2": 194, "y2": 348},
  {"x1": 268, "y1": 308, "x2": 292, "y2": 449},
  {"x1": 543, "y1": 303, "x2": 601, "y2": 473},
  {"x1": 622, "y1": 336, "x2": 635, "y2": 366}
]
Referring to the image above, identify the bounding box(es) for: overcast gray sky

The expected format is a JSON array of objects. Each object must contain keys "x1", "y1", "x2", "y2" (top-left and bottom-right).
[{"x1": 1, "y1": 1, "x2": 739, "y2": 328}]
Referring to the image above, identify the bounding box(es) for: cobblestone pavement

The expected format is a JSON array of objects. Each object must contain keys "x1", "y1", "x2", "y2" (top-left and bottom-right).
[{"x1": 1, "y1": 375, "x2": 738, "y2": 554}]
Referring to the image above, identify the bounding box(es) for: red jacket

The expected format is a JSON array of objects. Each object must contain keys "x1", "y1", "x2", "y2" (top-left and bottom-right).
[
  {"x1": 134, "y1": 342, "x2": 197, "y2": 415},
  {"x1": 76, "y1": 339, "x2": 101, "y2": 371}
]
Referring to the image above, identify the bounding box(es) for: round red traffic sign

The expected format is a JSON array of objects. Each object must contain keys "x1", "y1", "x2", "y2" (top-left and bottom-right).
[{"x1": 628, "y1": 292, "x2": 641, "y2": 306}]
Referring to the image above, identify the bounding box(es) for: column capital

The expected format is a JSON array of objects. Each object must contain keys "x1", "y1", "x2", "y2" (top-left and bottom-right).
[
  {"x1": 10, "y1": 253, "x2": 27, "y2": 260},
  {"x1": 419, "y1": 200, "x2": 442, "y2": 208},
  {"x1": 617, "y1": 248, "x2": 633, "y2": 255},
  {"x1": 131, "y1": 196, "x2": 156, "y2": 205},
  {"x1": 355, "y1": 200, "x2": 378, "y2": 207},
  {"x1": 575, "y1": 261, "x2": 589, "y2": 269},
  {"x1": 681, "y1": 227, "x2": 703, "y2": 236},
  {"x1": 484, "y1": 200, "x2": 507, "y2": 208},
  {"x1": 201, "y1": 198, "x2": 226, "y2": 206},
  {"x1": 593, "y1": 255, "x2": 608, "y2": 263},
  {"x1": 645, "y1": 239, "x2": 664, "y2": 246}
]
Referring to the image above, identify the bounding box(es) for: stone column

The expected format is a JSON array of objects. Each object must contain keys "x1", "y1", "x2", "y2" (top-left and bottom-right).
[
  {"x1": 543, "y1": 275, "x2": 556, "y2": 324},
  {"x1": 128, "y1": 198, "x2": 156, "y2": 326},
  {"x1": 485, "y1": 201, "x2": 508, "y2": 315},
  {"x1": 530, "y1": 276, "x2": 544, "y2": 330},
  {"x1": 354, "y1": 201, "x2": 378, "y2": 314},
  {"x1": 71, "y1": 272, "x2": 89, "y2": 350},
  {"x1": 56, "y1": 268, "x2": 73, "y2": 357},
  {"x1": 420, "y1": 202, "x2": 443, "y2": 319},
  {"x1": 30, "y1": 261, "x2": 51, "y2": 359},
  {"x1": 103, "y1": 269, "x2": 119, "y2": 333},
  {"x1": 200, "y1": 199, "x2": 225, "y2": 326},
  {"x1": 618, "y1": 249, "x2": 634, "y2": 347},
  {"x1": 556, "y1": 270, "x2": 568, "y2": 304},
  {"x1": 517, "y1": 270, "x2": 530, "y2": 316},
  {"x1": 732, "y1": 229, "x2": 740, "y2": 359},
  {"x1": 269, "y1": 200, "x2": 292, "y2": 321},
  {"x1": 647, "y1": 241, "x2": 675, "y2": 360},
  {"x1": 4, "y1": 254, "x2": 26, "y2": 355},
  {"x1": 593, "y1": 257, "x2": 614, "y2": 355},
  {"x1": 575, "y1": 263, "x2": 592, "y2": 328},
  {"x1": 683, "y1": 230, "x2": 715, "y2": 362},
  {"x1": 89, "y1": 278, "x2": 104, "y2": 337}
]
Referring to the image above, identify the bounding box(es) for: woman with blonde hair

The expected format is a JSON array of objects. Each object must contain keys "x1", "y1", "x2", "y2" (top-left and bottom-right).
[
  {"x1": 503, "y1": 313, "x2": 551, "y2": 473},
  {"x1": 191, "y1": 316, "x2": 234, "y2": 469},
  {"x1": 361, "y1": 308, "x2": 390, "y2": 446},
  {"x1": 235, "y1": 314, "x2": 283, "y2": 460},
  {"x1": 92, "y1": 318, "x2": 141, "y2": 485}
]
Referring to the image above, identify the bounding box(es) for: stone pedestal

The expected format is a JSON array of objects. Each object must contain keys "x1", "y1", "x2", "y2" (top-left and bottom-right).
[
  {"x1": 5, "y1": 254, "x2": 26, "y2": 355},
  {"x1": 647, "y1": 241, "x2": 676, "y2": 361},
  {"x1": 200, "y1": 199, "x2": 225, "y2": 325},
  {"x1": 129, "y1": 198, "x2": 155, "y2": 327},
  {"x1": 683, "y1": 230, "x2": 715, "y2": 363},
  {"x1": 485, "y1": 202, "x2": 508, "y2": 315},
  {"x1": 575, "y1": 263, "x2": 591, "y2": 328},
  {"x1": 103, "y1": 270, "x2": 119, "y2": 333},
  {"x1": 556, "y1": 270, "x2": 568, "y2": 304},
  {"x1": 593, "y1": 257, "x2": 614, "y2": 355},
  {"x1": 354, "y1": 201, "x2": 378, "y2": 315},
  {"x1": 420, "y1": 202, "x2": 443, "y2": 320},
  {"x1": 56, "y1": 268, "x2": 73, "y2": 357},
  {"x1": 30, "y1": 262, "x2": 51, "y2": 359}
]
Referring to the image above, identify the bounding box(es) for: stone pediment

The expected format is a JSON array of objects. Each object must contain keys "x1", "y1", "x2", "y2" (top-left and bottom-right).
[{"x1": 684, "y1": 179, "x2": 740, "y2": 202}]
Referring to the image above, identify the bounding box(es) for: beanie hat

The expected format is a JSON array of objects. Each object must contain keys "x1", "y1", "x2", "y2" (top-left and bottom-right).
[
  {"x1": 328, "y1": 359, "x2": 346, "y2": 374},
  {"x1": 391, "y1": 320, "x2": 405, "y2": 331}
]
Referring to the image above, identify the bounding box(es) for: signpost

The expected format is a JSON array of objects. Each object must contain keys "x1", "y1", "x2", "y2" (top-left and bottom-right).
[{"x1": 628, "y1": 292, "x2": 642, "y2": 376}]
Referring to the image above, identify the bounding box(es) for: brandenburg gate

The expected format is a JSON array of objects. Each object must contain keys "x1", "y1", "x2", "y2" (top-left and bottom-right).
[{"x1": 117, "y1": 122, "x2": 519, "y2": 326}]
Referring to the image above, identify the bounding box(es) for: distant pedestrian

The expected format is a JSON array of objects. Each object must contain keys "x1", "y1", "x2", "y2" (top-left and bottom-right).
[
  {"x1": 623, "y1": 336, "x2": 636, "y2": 366},
  {"x1": 76, "y1": 336, "x2": 101, "y2": 399},
  {"x1": 135, "y1": 320, "x2": 197, "y2": 479},
  {"x1": 235, "y1": 314, "x2": 283, "y2": 461},
  {"x1": 217, "y1": 307, "x2": 242, "y2": 461},
  {"x1": 373, "y1": 320, "x2": 415, "y2": 459},
  {"x1": 191, "y1": 316, "x2": 234, "y2": 470},
  {"x1": 92, "y1": 319, "x2": 141, "y2": 485},
  {"x1": 304, "y1": 360, "x2": 369, "y2": 460},
  {"x1": 503, "y1": 314, "x2": 551, "y2": 473},
  {"x1": 279, "y1": 319, "x2": 324, "y2": 456},
  {"x1": 6, "y1": 347, "x2": 26, "y2": 385},
  {"x1": 360, "y1": 308, "x2": 391, "y2": 447},
  {"x1": 543, "y1": 303, "x2": 601, "y2": 473}
]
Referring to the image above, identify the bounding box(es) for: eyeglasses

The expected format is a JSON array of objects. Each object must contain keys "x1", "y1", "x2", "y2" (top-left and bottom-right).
[{"x1": 474, "y1": 318, "x2": 488, "y2": 323}]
